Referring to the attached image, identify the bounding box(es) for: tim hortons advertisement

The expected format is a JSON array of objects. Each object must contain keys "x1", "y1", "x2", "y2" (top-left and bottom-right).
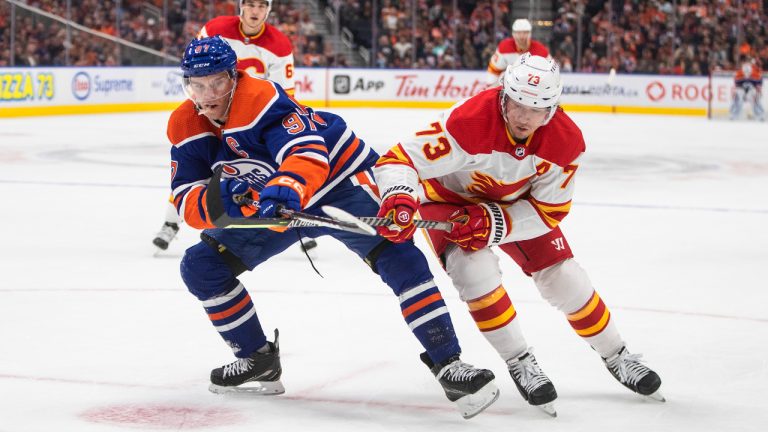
[{"x1": 1, "y1": 67, "x2": 746, "y2": 117}]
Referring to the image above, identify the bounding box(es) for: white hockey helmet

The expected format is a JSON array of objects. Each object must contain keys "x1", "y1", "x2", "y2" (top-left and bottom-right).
[
  {"x1": 500, "y1": 53, "x2": 563, "y2": 124},
  {"x1": 512, "y1": 19, "x2": 532, "y2": 32}
]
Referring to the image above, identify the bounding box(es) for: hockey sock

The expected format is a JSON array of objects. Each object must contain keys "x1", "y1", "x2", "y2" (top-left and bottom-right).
[
  {"x1": 398, "y1": 280, "x2": 460, "y2": 365},
  {"x1": 566, "y1": 290, "x2": 622, "y2": 357},
  {"x1": 165, "y1": 198, "x2": 181, "y2": 224},
  {"x1": 467, "y1": 285, "x2": 528, "y2": 360},
  {"x1": 202, "y1": 282, "x2": 267, "y2": 358}
]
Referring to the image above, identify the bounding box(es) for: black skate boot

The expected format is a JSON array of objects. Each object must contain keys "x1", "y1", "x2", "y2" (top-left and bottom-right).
[
  {"x1": 603, "y1": 346, "x2": 664, "y2": 402},
  {"x1": 209, "y1": 329, "x2": 285, "y2": 395},
  {"x1": 420, "y1": 352, "x2": 499, "y2": 419},
  {"x1": 507, "y1": 348, "x2": 558, "y2": 417},
  {"x1": 152, "y1": 222, "x2": 179, "y2": 251}
]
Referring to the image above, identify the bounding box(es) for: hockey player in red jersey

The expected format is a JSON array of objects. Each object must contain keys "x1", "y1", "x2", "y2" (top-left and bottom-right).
[
  {"x1": 486, "y1": 19, "x2": 550, "y2": 86},
  {"x1": 168, "y1": 36, "x2": 500, "y2": 419},
  {"x1": 152, "y1": 0, "x2": 304, "y2": 253},
  {"x1": 374, "y1": 53, "x2": 664, "y2": 416},
  {"x1": 200, "y1": 0, "x2": 294, "y2": 94}
]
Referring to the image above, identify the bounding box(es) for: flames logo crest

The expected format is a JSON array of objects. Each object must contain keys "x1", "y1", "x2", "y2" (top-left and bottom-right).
[{"x1": 466, "y1": 171, "x2": 529, "y2": 201}]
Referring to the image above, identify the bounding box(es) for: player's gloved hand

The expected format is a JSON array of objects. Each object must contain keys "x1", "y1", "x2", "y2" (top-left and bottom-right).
[
  {"x1": 219, "y1": 178, "x2": 258, "y2": 218},
  {"x1": 258, "y1": 173, "x2": 306, "y2": 218},
  {"x1": 377, "y1": 193, "x2": 419, "y2": 242},
  {"x1": 446, "y1": 202, "x2": 510, "y2": 251}
]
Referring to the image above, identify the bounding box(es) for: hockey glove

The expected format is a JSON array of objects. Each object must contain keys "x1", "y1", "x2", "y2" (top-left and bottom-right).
[
  {"x1": 446, "y1": 202, "x2": 511, "y2": 251},
  {"x1": 258, "y1": 173, "x2": 306, "y2": 218},
  {"x1": 219, "y1": 178, "x2": 258, "y2": 218},
  {"x1": 377, "y1": 193, "x2": 419, "y2": 243}
]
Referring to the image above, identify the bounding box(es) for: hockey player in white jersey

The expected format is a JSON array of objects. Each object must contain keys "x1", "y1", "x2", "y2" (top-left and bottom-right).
[
  {"x1": 486, "y1": 19, "x2": 550, "y2": 86},
  {"x1": 374, "y1": 53, "x2": 664, "y2": 416}
]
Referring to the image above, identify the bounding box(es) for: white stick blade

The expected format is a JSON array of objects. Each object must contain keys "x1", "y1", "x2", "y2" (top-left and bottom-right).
[{"x1": 321, "y1": 205, "x2": 377, "y2": 235}]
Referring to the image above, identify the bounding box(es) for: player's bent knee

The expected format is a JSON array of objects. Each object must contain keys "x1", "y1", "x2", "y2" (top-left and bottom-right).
[
  {"x1": 532, "y1": 258, "x2": 594, "y2": 312},
  {"x1": 445, "y1": 246, "x2": 502, "y2": 301},
  {"x1": 370, "y1": 240, "x2": 434, "y2": 295},
  {"x1": 180, "y1": 242, "x2": 239, "y2": 301}
]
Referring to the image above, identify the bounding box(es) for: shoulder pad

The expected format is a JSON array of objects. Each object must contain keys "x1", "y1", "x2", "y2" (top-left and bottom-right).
[
  {"x1": 530, "y1": 109, "x2": 585, "y2": 166},
  {"x1": 167, "y1": 100, "x2": 216, "y2": 146},
  {"x1": 202, "y1": 16, "x2": 241, "y2": 39},
  {"x1": 261, "y1": 24, "x2": 294, "y2": 56},
  {"x1": 497, "y1": 38, "x2": 517, "y2": 54}
]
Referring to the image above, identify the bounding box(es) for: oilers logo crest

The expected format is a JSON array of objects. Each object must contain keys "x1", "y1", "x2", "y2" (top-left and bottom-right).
[{"x1": 220, "y1": 159, "x2": 275, "y2": 192}]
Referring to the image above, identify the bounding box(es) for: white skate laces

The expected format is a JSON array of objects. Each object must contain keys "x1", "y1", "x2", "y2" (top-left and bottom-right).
[
  {"x1": 507, "y1": 351, "x2": 549, "y2": 394},
  {"x1": 606, "y1": 349, "x2": 649, "y2": 386},
  {"x1": 155, "y1": 223, "x2": 179, "y2": 243},
  {"x1": 222, "y1": 357, "x2": 254, "y2": 379},
  {"x1": 437, "y1": 360, "x2": 480, "y2": 382}
]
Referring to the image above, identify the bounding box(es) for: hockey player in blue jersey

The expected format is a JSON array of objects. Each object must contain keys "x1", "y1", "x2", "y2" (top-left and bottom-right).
[{"x1": 168, "y1": 36, "x2": 499, "y2": 419}]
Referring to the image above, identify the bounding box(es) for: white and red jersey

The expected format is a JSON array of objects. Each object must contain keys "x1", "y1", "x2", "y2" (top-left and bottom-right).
[
  {"x1": 374, "y1": 88, "x2": 585, "y2": 243},
  {"x1": 200, "y1": 16, "x2": 295, "y2": 94},
  {"x1": 487, "y1": 38, "x2": 550, "y2": 84}
]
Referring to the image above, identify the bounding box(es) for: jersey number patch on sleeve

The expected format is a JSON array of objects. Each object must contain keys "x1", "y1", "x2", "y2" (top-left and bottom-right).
[
  {"x1": 171, "y1": 161, "x2": 178, "y2": 181},
  {"x1": 537, "y1": 161, "x2": 578, "y2": 189},
  {"x1": 282, "y1": 107, "x2": 327, "y2": 135},
  {"x1": 416, "y1": 121, "x2": 452, "y2": 161},
  {"x1": 561, "y1": 164, "x2": 578, "y2": 189}
]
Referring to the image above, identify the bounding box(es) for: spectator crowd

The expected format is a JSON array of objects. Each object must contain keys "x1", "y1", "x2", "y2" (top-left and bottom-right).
[
  {"x1": 550, "y1": 0, "x2": 768, "y2": 74},
  {"x1": 1, "y1": 0, "x2": 766, "y2": 75}
]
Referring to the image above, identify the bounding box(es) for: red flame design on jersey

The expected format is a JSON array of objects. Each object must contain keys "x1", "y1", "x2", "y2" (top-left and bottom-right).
[{"x1": 466, "y1": 171, "x2": 530, "y2": 201}]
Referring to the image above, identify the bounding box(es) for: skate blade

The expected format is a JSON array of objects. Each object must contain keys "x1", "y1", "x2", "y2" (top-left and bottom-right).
[
  {"x1": 457, "y1": 381, "x2": 500, "y2": 420},
  {"x1": 536, "y1": 402, "x2": 557, "y2": 417},
  {"x1": 208, "y1": 380, "x2": 285, "y2": 395},
  {"x1": 644, "y1": 390, "x2": 666, "y2": 402}
]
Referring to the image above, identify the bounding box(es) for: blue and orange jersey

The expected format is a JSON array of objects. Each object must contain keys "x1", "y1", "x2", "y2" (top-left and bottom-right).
[
  {"x1": 735, "y1": 62, "x2": 763, "y2": 87},
  {"x1": 167, "y1": 72, "x2": 378, "y2": 229}
]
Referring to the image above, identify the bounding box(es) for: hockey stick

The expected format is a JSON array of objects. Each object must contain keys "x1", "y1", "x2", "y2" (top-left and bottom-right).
[
  {"x1": 321, "y1": 206, "x2": 454, "y2": 232},
  {"x1": 206, "y1": 165, "x2": 375, "y2": 235}
]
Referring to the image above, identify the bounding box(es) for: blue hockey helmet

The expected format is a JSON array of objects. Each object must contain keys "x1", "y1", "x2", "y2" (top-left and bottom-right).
[{"x1": 181, "y1": 36, "x2": 238, "y2": 78}]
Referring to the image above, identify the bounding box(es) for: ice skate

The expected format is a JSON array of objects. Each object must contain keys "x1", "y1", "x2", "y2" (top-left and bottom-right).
[
  {"x1": 420, "y1": 352, "x2": 499, "y2": 419},
  {"x1": 603, "y1": 346, "x2": 664, "y2": 402},
  {"x1": 152, "y1": 222, "x2": 179, "y2": 251},
  {"x1": 209, "y1": 330, "x2": 285, "y2": 395},
  {"x1": 507, "y1": 348, "x2": 558, "y2": 417}
]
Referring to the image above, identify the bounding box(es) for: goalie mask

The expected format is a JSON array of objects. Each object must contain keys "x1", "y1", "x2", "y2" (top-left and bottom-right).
[
  {"x1": 181, "y1": 36, "x2": 238, "y2": 121},
  {"x1": 499, "y1": 53, "x2": 563, "y2": 127}
]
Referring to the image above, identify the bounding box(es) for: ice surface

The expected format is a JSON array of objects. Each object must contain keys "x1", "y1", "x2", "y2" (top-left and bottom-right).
[{"x1": 1, "y1": 108, "x2": 766, "y2": 431}]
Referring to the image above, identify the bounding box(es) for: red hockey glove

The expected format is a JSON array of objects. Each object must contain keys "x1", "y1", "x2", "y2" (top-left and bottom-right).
[
  {"x1": 446, "y1": 202, "x2": 511, "y2": 251},
  {"x1": 377, "y1": 193, "x2": 419, "y2": 242}
]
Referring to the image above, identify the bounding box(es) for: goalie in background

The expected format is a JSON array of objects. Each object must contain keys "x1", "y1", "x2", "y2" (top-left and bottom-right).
[
  {"x1": 730, "y1": 56, "x2": 765, "y2": 121},
  {"x1": 166, "y1": 36, "x2": 499, "y2": 419},
  {"x1": 374, "y1": 53, "x2": 664, "y2": 417}
]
